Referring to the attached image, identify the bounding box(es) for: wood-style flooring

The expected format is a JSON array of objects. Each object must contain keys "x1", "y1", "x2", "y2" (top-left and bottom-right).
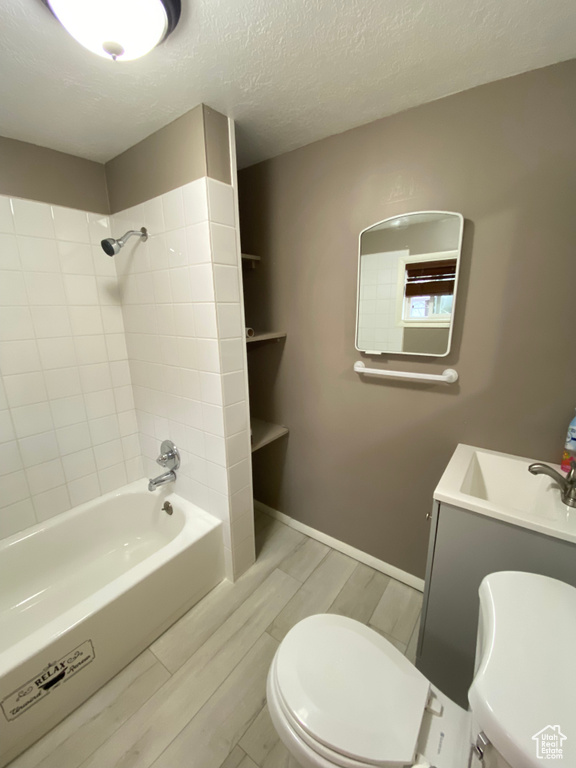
[{"x1": 10, "y1": 511, "x2": 423, "y2": 768}]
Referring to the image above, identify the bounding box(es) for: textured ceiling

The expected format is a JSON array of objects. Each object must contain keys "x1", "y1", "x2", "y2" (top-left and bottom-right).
[{"x1": 1, "y1": 0, "x2": 575, "y2": 169}]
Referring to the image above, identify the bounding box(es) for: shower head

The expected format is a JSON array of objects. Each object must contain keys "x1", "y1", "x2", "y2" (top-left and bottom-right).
[{"x1": 101, "y1": 227, "x2": 148, "y2": 256}]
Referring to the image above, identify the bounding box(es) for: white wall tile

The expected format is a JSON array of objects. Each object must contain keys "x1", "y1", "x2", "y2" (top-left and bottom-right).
[
  {"x1": 33, "y1": 485, "x2": 71, "y2": 522},
  {"x1": 207, "y1": 179, "x2": 235, "y2": 227},
  {"x1": 93, "y1": 439, "x2": 124, "y2": 470},
  {"x1": 56, "y1": 422, "x2": 92, "y2": 455},
  {"x1": 18, "y1": 431, "x2": 59, "y2": 467},
  {"x1": 222, "y1": 370, "x2": 244, "y2": 404},
  {"x1": 224, "y1": 400, "x2": 248, "y2": 437},
  {"x1": 173, "y1": 304, "x2": 195, "y2": 337},
  {"x1": 214, "y1": 265, "x2": 240, "y2": 302},
  {"x1": 228, "y1": 458, "x2": 251, "y2": 495},
  {"x1": 64, "y1": 275, "x2": 99, "y2": 305},
  {"x1": 25, "y1": 272, "x2": 66, "y2": 306},
  {"x1": 217, "y1": 303, "x2": 242, "y2": 338},
  {"x1": 200, "y1": 371, "x2": 223, "y2": 405},
  {"x1": 186, "y1": 222, "x2": 211, "y2": 264},
  {"x1": 101, "y1": 305, "x2": 125, "y2": 334},
  {"x1": 62, "y1": 448, "x2": 97, "y2": 482},
  {"x1": 0, "y1": 198, "x2": 15, "y2": 234},
  {"x1": 182, "y1": 178, "x2": 208, "y2": 225},
  {"x1": 230, "y1": 484, "x2": 253, "y2": 522},
  {"x1": 89, "y1": 414, "x2": 120, "y2": 445},
  {"x1": 26, "y1": 458, "x2": 66, "y2": 495},
  {"x1": 232, "y1": 534, "x2": 256, "y2": 579},
  {"x1": 85, "y1": 389, "x2": 116, "y2": 420},
  {"x1": 166, "y1": 228, "x2": 187, "y2": 268},
  {"x1": 0, "y1": 441, "x2": 23, "y2": 476},
  {"x1": 50, "y1": 395, "x2": 86, "y2": 428},
  {"x1": 220, "y1": 338, "x2": 245, "y2": 373},
  {"x1": 0, "y1": 410, "x2": 16, "y2": 443},
  {"x1": 196, "y1": 339, "x2": 221, "y2": 373},
  {"x1": 87, "y1": 213, "x2": 111, "y2": 246},
  {"x1": 52, "y1": 206, "x2": 90, "y2": 243},
  {"x1": 226, "y1": 431, "x2": 250, "y2": 465},
  {"x1": 0, "y1": 234, "x2": 20, "y2": 270},
  {"x1": 3, "y1": 372, "x2": 46, "y2": 407},
  {"x1": 144, "y1": 198, "x2": 165, "y2": 234},
  {"x1": 38, "y1": 337, "x2": 77, "y2": 369},
  {"x1": 190, "y1": 264, "x2": 215, "y2": 302},
  {"x1": 202, "y1": 403, "x2": 225, "y2": 437},
  {"x1": 18, "y1": 237, "x2": 60, "y2": 272},
  {"x1": 162, "y1": 188, "x2": 185, "y2": 231},
  {"x1": 0, "y1": 499, "x2": 36, "y2": 538},
  {"x1": 80, "y1": 363, "x2": 112, "y2": 393},
  {"x1": 210, "y1": 223, "x2": 238, "y2": 265},
  {"x1": 204, "y1": 433, "x2": 226, "y2": 466},
  {"x1": 44, "y1": 367, "x2": 82, "y2": 399},
  {"x1": 118, "y1": 410, "x2": 138, "y2": 437},
  {"x1": 0, "y1": 271, "x2": 28, "y2": 305},
  {"x1": 11, "y1": 402, "x2": 53, "y2": 438},
  {"x1": 59, "y1": 242, "x2": 94, "y2": 275},
  {"x1": 31, "y1": 306, "x2": 71, "y2": 338},
  {"x1": 193, "y1": 303, "x2": 217, "y2": 338},
  {"x1": 68, "y1": 473, "x2": 100, "y2": 507},
  {"x1": 170, "y1": 267, "x2": 193, "y2": 303},
  {"x1": 75, "y1": 335, "x2": 107, "y2": 366},
  {"x1": 1, "y1": 469, "x2": 30, "y2": 507},
  {"x1": 11, "y1": 198, "x2": 55, "y2": 238},
  {"x1": 99, "y1": 463, "x2": 127, "y2": 494},
  {"x1": 0, "y1": 340, "x2": 40, "y2": 375}
]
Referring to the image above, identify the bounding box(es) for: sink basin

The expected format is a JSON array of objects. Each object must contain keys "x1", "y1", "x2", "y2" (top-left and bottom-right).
[{"x1": 435, "y1": 444, "x2": 576, "y2": 544}]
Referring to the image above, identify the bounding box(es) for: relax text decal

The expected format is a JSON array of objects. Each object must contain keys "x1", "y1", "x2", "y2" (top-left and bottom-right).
[{"x1": 1, "y1": 640, "x2": 95, "y2": 721}]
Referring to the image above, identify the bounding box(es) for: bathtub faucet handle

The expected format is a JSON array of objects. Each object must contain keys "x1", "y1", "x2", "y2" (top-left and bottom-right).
[{"x1": 156, "y1": 440, "x2": 180, "y2": 471}]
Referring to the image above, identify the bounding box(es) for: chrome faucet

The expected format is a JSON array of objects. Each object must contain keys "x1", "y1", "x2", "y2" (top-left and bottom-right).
[
  {"x1": 148, "y1": 440, "x2": 180, "y2": 492},
  {"x1": 528, "y1": 459, "x2": 576, "y2": 508}
]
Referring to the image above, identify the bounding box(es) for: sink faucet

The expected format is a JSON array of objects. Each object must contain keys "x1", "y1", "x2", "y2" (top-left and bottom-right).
[
  {"x1": 148, "y1": 440, "x2": 180, "y2": 492},
  {"x1": 528, "y1": 459, "x2": 576, "y2": 508}
]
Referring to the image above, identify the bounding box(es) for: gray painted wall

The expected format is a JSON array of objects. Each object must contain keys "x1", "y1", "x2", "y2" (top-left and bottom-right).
[
  {"x1": 0, "y1": 136, "x2": 109, "y2": 213},
  {"x1": 239, "y1": 59, "x2": 576, "y2": 579},
  {"x1": 0, "y1": 105, "x2": 230, "y2": 215}
]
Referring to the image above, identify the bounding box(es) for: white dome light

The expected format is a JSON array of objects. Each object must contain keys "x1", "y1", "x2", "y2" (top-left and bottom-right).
[{"x1": 46, "y1": 0, "x2": 180, "y2": 61}]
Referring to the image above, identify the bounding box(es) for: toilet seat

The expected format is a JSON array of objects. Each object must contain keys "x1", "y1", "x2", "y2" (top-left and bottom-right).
[{"x1": 271, "y1": 614, "x2": 430, "y2": 767}]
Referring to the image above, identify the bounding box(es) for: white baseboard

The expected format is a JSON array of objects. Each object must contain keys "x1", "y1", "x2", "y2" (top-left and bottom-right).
[{"x1": 254, "y1": 500, "x2": 424, "y2": 592}]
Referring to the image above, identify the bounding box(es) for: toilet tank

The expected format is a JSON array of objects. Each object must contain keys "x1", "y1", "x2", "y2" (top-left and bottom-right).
[{"x1": 468, "y1": 572, "x2": 576, "y2": 768}]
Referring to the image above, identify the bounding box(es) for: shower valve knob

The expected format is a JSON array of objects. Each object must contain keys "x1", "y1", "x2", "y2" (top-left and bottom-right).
[{"x1": 156, "y1": 440, "x2": 180, "y2": 470}]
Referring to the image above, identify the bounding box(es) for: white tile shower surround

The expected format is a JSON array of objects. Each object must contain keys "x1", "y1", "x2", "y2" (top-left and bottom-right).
[
  {"x1": 0, "y1": 194, "x2": 141, "y2": 538},
  {"x1": 7, "y1": 513, "x2": 423, "y2": 768},
  {"x1": 111, "y1": 177, "x2": 253, "y2": 579},
  {"x1": 0, "y1": 179, "x2": 253, "y2": 579}
]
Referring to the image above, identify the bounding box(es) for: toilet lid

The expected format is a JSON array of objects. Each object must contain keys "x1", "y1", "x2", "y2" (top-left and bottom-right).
[
  {"x1": 275, "y1": 614, "x2": 430, "y2": 767},
  {"x1": 469, "y1": 572, "x2": 576, "y2": 768}
]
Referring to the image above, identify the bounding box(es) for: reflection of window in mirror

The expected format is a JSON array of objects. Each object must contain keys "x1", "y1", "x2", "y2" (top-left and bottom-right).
[{"x1": 395, "y1": 253, "x2": 457, "y2": 328}]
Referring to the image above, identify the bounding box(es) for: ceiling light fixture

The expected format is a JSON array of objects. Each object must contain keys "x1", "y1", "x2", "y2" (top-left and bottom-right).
[{"x1": 43, "y1": 0, "x2": 181, "y2": 61}]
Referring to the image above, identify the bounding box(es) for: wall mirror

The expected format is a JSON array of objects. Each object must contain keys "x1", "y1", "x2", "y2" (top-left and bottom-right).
[{"x1": 356, "y1": 211, "x2": 464, "y2": 357}]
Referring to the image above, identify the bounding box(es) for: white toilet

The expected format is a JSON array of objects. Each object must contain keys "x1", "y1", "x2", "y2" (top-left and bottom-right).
[{"x1": 267, "y1": 571, "x2": 575, "y2": 768}]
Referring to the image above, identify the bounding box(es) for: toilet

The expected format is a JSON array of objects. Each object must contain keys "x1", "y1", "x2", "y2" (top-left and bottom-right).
[{"x1": 267, "y1": 571, "x2": 575, "y2": 768}]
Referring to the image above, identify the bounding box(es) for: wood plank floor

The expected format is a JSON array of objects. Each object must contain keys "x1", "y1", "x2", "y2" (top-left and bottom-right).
[{"x1": 10, "y1": 513, "x2": 423, "y2": 768}]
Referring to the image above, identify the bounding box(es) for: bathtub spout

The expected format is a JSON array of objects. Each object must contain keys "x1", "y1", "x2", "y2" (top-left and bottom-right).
[{"x1": 148, "y1": 470, "x2": 176, "y2": 491}]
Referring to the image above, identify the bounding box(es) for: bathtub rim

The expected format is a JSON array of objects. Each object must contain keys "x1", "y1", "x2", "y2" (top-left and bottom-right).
[{"x1": 0, "y1": 479, "x2": 223, "y2": 676}]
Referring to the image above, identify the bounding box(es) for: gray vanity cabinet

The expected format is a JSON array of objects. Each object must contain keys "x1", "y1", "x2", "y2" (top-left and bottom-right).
[{"x1": 416, "y1": 501, "x2": 576, "y2": 707}]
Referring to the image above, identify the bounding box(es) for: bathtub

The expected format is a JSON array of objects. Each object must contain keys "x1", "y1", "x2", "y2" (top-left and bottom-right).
[{"x1": 0, "y1": 480, "x2": 224, "y2": 766}]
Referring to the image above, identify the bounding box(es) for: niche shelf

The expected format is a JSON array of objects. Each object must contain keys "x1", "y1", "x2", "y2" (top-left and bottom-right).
[
  {"x1": 250, "y1": 417, "x2": 289, "y2": 453},
  {"x1": 247, "y1": 331, "x2": 287, "y2": 344},
  {"x1": 241, "y1": 253, "x2": 261, "y2": 269}
]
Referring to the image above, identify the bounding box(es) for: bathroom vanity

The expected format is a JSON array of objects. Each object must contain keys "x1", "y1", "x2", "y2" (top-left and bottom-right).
[{"x1": 417, "y1": 444, "x2": 576, "y2": 707}]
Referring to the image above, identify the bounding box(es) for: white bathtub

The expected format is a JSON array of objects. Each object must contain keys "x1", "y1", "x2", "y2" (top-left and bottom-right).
[{"x1": 0, "y1": 480, "x2": 224, "y2": 766}]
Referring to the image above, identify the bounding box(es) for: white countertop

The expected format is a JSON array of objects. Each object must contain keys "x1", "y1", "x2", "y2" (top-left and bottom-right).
[{"x1": 434, "y1": 444, "x2": 576, "y2": 544}]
